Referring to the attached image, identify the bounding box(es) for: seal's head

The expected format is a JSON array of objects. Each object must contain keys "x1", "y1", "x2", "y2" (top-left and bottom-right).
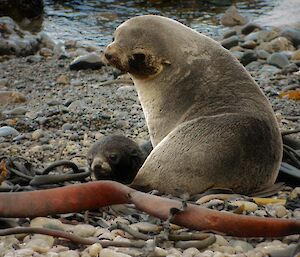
[
  {"x1": 87, "y1": 135, "x2": 146, "y2": 184},
  {"x1": 104, "y1": 15, "x2": 172, "y2": 79}
]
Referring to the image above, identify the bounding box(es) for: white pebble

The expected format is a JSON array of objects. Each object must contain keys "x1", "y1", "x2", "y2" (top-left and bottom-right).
[
  {"x1": 100, "y1": 249, "x2": 132, "y2": 257},
  {"x1": 59, "y1": 250, "x2": 80, "y2": 257},
  {"x1": 30, "y1": 217, "x2": 64, "y2": 230},
  {"x1": 72, "y1": 224, "x2": 96, "y2": 237},
  {"x1": 182, "y1": 247, "x2": 201, "y2": 257},
  {"x1": 230, "y1": 200, "x2": 258, "y2": 212},
  {"x1": 24, "y1": 235, "x2": 54, "y2": 253},
  {"x1": 4, "y1": 249, "x2": 34, "y2": 257},
  {"x1": 88, "y1": 243, "x2": 103, "y2": 257}
]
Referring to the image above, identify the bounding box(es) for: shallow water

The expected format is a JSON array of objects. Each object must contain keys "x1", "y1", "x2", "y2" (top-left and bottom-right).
[{"x1": 42, "y1": 0, "x2": 280, "y2": 46}]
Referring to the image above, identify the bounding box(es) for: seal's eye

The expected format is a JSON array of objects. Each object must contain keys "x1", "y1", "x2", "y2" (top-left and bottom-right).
[
  {"x1": 112, "y1": 37, "x2": 115, "y2": 42},
  {"x1": 108, "y1": 154, "x2": 118, "y2": 162}
]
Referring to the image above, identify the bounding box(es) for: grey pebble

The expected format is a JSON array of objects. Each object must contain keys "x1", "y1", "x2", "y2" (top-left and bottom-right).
[
  {"x1": 241, "y1": 22, "x2": 261, "y2": 35},
  {"x1": 257, "y1": 50, "x2": 270, "y2": 60},
  {"x1": 222, "y1": 29, "x2": 237, "y2": 39},
  {"x1": 0, "y1": 126, "x2": 20, "y2": 137},
  {"x1": 267, "y1": 53, "x2": 290, "y2": 68},
  {"x1": 221, "y1": 35, "x2": 239, "y2": 50},
  {"x1": 230, "y1": 240, "x2": 254, "y2": 252},
  {"x1": 3, "y1": 107, "x2": 27, "y2": 116},
  {"x1": 62, "y1": 123, "x2": 73, "y2": 131},
  {"x1": 240, "y1": 50, "x2": 258, "y2": 66},
  {"x1": 69, "y1": 53, "x2": 104, "y2": 70}
]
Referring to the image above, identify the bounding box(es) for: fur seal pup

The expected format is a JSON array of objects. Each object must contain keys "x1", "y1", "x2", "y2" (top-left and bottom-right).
[
  {"x1": 87, "y1": 135, "x2": 146, "y2": 184},
  {"x1": 103, "y1": 15, "x2": 282, "y2": 195}
]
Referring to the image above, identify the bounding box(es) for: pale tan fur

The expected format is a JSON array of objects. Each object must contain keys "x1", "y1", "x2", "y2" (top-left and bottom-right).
[{"x1": 104, "y1": 15, "x2": 282, "y2": 195}]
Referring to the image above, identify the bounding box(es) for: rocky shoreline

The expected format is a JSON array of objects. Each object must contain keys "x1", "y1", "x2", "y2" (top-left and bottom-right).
[{"x1": 0, "y1": 6, "x2": 300, "y2": 257}]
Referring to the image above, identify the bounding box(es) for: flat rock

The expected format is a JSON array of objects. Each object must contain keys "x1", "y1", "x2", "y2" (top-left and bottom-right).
[
  {"x1": 267, "y1": 53, "x2": 290, "y2": 68},
  {"x1": 240, "y1": 40, "x2": 257, "y2": 49},
  {"x1": 69, "y1": 53, "x2": 104, "y2": 70},
  {"x1": 221, "y1": 35, "x2": 239, "y2": 49},
  {"x1": 220, "y1": 6, "x2": 247, "y2": 27},
  {"x1": 222, "y1": 29, "x2": 237, "y2": 39}
]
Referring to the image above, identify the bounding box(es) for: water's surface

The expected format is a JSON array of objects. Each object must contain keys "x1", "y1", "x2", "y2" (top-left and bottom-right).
[{"x1": 42, "y1": 0, "x2": 280, "y2": 46}]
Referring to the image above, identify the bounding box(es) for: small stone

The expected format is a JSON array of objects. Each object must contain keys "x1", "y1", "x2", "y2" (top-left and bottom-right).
[
  {"x1": 240, "y1": 50, "x2": 257, "y2": 66},
  {"x1": 39, "y1": 32, "x2": 56, "y2": 50},
  {"x1": 244, "y1": 32, "x2": 259, "y2": 42},
  {"x1": 57, "y1": 75, "x2": 70, "y2": 85},
  {"x1": 230, "y1": 240, "x2": 254, "y2": 252},
  {"x1": 257, "y1": 30, "x2": 279, "y2": 42},
  {"x1": 280, "y1": 27, "x2": 300, "y2": 47},
  {"x1": 100, "y1": 249, "x2": 132, "y2": 257},
  {"x1": 222, "y1": 29, "x2": 237, "y2": 39},
  {"x1": 230, "y1": 200, "x2": 258, "y2": 212},
  {"x1": 131, "y1": 222, "x2": 161, "y2": 233},
  {"x1": 70, "y1": 79, "x2": 83, "y2": 86},
  {"x1": 40, "y1": 47, "x2": 54, "y2": 57},
  {"x1": 220, "y1": 6, "x2": 247, "y2": 27},
  {"x1": 241, "y1": 40, "x2": 257, "y2": 49},
  {"x1": 214, "y1": 235, "x2": 229, "y2": 246},
  {"x1": 30, "y1": 217, "x2": 64, "y2": 231},
  {"x1": 88, "y1": 243, "x2": 103, "y2": 257},
  {"x1": 24, "y1": 235, "x2": 54, "y2": 253},
  {"x1": 241, "y1": 23, "x2": 261, "y2": 35},
  {"x1": 4, "y1": 249, "x2": 35, "y2": 257},
  {"x1": 273, "y1": 205, "x2": 288, "y2": 218},
  {"x1": 72, "y1": 224, "x2": 96, "y2": 237},
  {"x1": 32, "y1": 129, "x2": 44, "y2": 140},
  {"x1": 0, "y1": 126, "x2": 19, "y2": 137},
  {"x1": 291, "y1": 49, "x2": 300, "y2": 60},
  {"x1": 0, "y1": 91, "x2": 27, "y2": 106},
  {"x1": 280, "y1": 63, "x2": 299, "y2": 74},
  {"x1": 3, "y1": 107, "x2": 27, "y2": 116},
  {"x1": 260, "y1": 64, "x2": 281, "y2": 74},
  {"x1": 69, "y1": 52, "x2": 104, "y2": 70},
  {"x1": 62, "y1": 123, "x2": 73, "y2": 131},
  {"x1": 257, "y1": 37, "x2": 294, "y2": 53},
  {"x1": 267, "y1": 53, "x2": 290, "y2": 68},
  {"x1": 182, "y1": 247, "x2": 201, "y2": 257},
  {"x1": 0, "y1": 78, "x2": 9, "y2": 87},
  {"x1": 221, "y1": 35, "x2": 239, "y2": 50},
  {"x1": 67, "y1": 100, "x2": 85, "y2": 112},
  {"x1": 257, "y1": 50, "x2": 270, "y2": 59},
  {"x1": 290, "y1": 187, "x2": 300, "y2": 199},
  {"x1": 59, "y1": 250, "x2": 80, "y2": 257}
]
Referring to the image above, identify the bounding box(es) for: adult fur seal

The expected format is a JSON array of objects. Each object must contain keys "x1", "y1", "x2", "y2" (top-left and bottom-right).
[
  {"x1": 87, "y1": 135, "x2": 146, "y2": 184},
  {"x1": 104, "y1": 15, "x2": 282, "y2": 195}
]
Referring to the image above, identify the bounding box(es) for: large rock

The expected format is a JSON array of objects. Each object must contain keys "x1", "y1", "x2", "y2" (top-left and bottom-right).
[
  {"x1": 0, "y1": 0, "x2": 43, "y2": 19},
  {"x1": 267, "y1": 53, "x2": 290, "y2": 68},
  {"x1": 291, "y1": 49, "x2": 300, "y2": 60},
  {"x1": 220, "y1": 6, "x2": 247, "y2": 27}
]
